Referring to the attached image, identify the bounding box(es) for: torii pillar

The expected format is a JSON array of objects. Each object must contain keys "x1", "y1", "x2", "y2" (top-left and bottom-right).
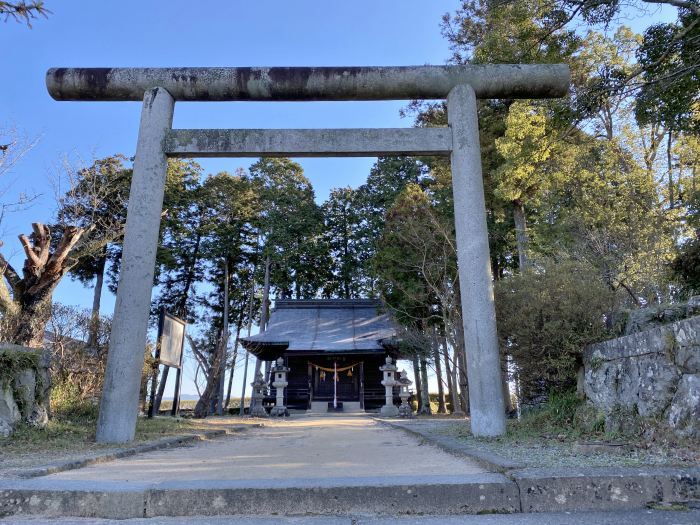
[{"x1": 46, "y1": 65, "x2": 569, "y2": 442}]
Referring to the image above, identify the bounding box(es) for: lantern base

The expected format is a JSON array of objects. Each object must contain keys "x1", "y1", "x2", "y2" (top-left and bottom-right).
[
  {"x1": 270, "y1": 406, "x2": 289, "y2": 417},
  {"x1": 380, "y1": 405, "x2": 399, "y2": 417}
]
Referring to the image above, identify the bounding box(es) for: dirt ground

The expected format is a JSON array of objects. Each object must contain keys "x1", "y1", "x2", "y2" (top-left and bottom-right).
[{"x1": 45, "y1": 415, "x2": 487, "y2": 482}]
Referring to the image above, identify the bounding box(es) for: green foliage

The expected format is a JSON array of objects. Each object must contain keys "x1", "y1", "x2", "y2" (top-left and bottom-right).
[
  {"x1": 322, "y1": 187, "x2": 363, "y2": 298},
  {"x1": 671, "y1": 188, "x2": 700, "y2": 293},
  {"x1": 495, "y1": 101, "x2": 552, "y2": 205},
  {"x1": 512, "y1": 391, "x2": 586, "y2": 438},
  {"x1": 441, "y1": 0, "x2": 581, "y2": 65},
  {"x1": 50, "y1": 380, "x2": 99, "y2": 422},
  {"x1": 251, "y1": 157, "x2": 329, "y2": 299},
  {"x1": 495, "y1": 259, "x2": 615, "y2": 402},
  {"x1": 635, "y1": 11, "x2": 700, "y2": 135},
  {"x1": 374, "y1": 183, "x2": 456, "y2": 327},
  {"x1": 0, "y1": 347, "x2": 39, "y2": 384}
]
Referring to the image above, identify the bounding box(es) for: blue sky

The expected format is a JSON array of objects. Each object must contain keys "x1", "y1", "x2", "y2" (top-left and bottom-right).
[
  {"x1": 1, "y1": 1, "x2": 457, "y2": 396},
  {"x1": 0, "y1": 1, "x2": 676, "y2": 398}
]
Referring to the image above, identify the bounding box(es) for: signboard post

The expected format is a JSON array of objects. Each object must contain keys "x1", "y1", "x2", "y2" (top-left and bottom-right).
[{"x1": 148, "y1": 308, "x2": 187, "y2": 418}]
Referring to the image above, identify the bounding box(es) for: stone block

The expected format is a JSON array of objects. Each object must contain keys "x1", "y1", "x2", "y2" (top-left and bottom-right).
[
  {"x1": 513, "y1": 467, "x2": 700, "y2": 513},
  {"x1": 674, "y1": 326, "x2": 700, "y2": 373},
  {"x1": 0, "y1": 381, "x2": 21, "y2": 437},
  {"x1": 584, "y1": 315, "x2": 700, "y2": 438},
  {"x1": 14, "y1": 369, "x2": 36, "y2": 419},
  {"x1": 584, "y1": 351, "x2": 679, "y2": 417},
  {"x1": 668, "y1": 374, "x2": 700, "y2": 438}
]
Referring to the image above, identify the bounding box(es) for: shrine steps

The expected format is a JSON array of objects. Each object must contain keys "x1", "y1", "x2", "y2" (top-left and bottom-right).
[{"x1": 307, "y1": 401, "x2": 364, "y2": 414}]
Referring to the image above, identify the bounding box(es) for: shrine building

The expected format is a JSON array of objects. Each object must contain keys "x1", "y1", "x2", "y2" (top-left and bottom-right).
[{"x1": 240, "y1": 299, "x2": 400, "y2": 412}]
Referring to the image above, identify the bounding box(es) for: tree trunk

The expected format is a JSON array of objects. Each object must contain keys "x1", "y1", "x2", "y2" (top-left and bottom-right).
[
  {"x1": 432, "y1": 336, "x2": 446, "y2": 414},
  {"x1": 153, "y1": 366, "x2": 169, "y2": 414},
  {"x1": 453, "y1": 323, "x2": 469, "y2": 415},
  {"x1": 7, "y1": 224, "x2": 90, "y2": 347},
  {"x1": 225, "y1": 322, "x2": 243, "y2": 409},
  {"x1": 215, "y1": 260, "x2": 231, "y2": 415},
  {"x1": 441, "y1": 339, "x2": 456, "y2": 413},
  {"x1": 668, "y1": 129, "x2": 675, "y2": 208},
  {"x1": 419, "y1": 357, "x2": 432, "y2": 415},
  {"x1": 451, "y1": 348, "x2": 462, "y2": 414},
  {"x1": 412, "y1": 355, "x2": 423, "y2": 411},
  {"x1": 239, "y1": 279, "x2": 256, "y2": 415},
  {"x1": 194, "y1": 259, "x2": 230, "y2": 418},
  {"x1": 12, "y1": 295, "x2": 53, "y2": 347},
  {"x1": 249, "y1": 256, "x2": 270, "y2": 413},
  {"x1": 502, "y1": 362, "x2": 512, "y2": 414},
  {"x1": 513, "y1": 200, "x2": 529, "y2": 272},
  {"x1": 458, "y1": 353, "x2": 469, "y2": 415},
  {"x1": 87, "y1": 251, "x2": 106, "y2": 350},
  {"x1": 260, "y1": 255, "x2": 271, "y2": 330}
]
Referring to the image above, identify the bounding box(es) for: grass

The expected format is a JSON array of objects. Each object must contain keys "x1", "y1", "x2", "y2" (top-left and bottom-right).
[
  {"x1": 435, "y1": 391, "x2": 699, "y2": 468},
  {"x1": 505, "y1": 391, "x2": 601, "y2": 440},
  {"x1": 0, "y1": 399, "x2": 245, "y2": 469}
]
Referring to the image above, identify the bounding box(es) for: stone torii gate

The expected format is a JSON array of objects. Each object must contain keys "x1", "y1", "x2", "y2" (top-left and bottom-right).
[{"x1": 46, "y1": 65, "x2": 569, "y2": 443}]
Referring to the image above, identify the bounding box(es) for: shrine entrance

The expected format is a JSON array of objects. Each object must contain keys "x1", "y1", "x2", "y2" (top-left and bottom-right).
[
  {"x1": 312, "y1": 359, "x2": 361, "y2": 403},
  {"x1": 46, "y1": 65, "x2": 569, "y2": 443}
]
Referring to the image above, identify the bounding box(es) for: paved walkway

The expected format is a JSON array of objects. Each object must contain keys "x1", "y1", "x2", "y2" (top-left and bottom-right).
[{"x1": 47, "y1": 415, "x2": 486, "y2": 483}]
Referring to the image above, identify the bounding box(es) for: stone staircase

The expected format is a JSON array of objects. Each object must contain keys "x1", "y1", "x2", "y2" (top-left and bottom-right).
[{"x1": 307, "y1": 401, "x2": 364, "y2": 414}]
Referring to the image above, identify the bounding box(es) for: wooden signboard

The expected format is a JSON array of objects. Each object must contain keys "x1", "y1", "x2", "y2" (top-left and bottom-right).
[{"x1": 148, "y1": 308, "x2": 187, "y2": 418}]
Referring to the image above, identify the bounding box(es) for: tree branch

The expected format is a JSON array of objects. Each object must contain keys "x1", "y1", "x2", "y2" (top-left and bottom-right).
[{"x1": 641, "y1": 0, "x2": 700, "y2": 15}]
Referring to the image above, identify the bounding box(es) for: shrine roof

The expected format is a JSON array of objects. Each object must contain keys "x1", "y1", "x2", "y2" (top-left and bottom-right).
[{"x1": 240, "y1": 299, "x2": 398, "y2": 358}]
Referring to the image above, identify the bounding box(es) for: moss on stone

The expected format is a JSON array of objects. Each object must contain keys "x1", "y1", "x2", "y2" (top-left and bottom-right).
[{"x1": 0, "y1": 348, "x2": 40, "y2": 384}]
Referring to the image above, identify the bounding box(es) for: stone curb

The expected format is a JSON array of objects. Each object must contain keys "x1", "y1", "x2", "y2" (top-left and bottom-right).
[
  {"x1": 512, "y1": 466, "x2": 700, "y2": 513},
  {"x1": 375, "y1": 418, "x2": 521, "y2": 472},
  {"x1": 376, "y1": 418, "x2": 700, "y2": 513},
  {"x1": 7, "y1": 424, "x2": 257, "y2": 479}
]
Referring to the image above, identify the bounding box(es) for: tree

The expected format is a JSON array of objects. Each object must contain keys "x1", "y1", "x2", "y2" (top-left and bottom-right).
[
  {"x1": 57, "y1": 155, "x2": 131, "y2": 348},
  {"x1": 0, "y1": 223, "x2": 95, "y2": 346},
  {"x1": 355, "y1": 156, "x2": 431, "y2": 294},
  {"x1": 374, "y1": 183, "x2": 468, "y2": 413},
  {"x1": 494, "y1": 101, "x2": 553, "y2": 270},
  {"x1": 250, "y1": 158, "x2": 329, "y2": 299},
  {"x1": 0, "y1": 126, "x2": 38, "y2": 232},
  {"x1": 0, "y1": 1, "x2": 49, "y2": 27},
  {"x1": 192, "y1": 171, "x2": 260, "y2": 417},
  {"x1": 494, "y1": 259, "x2": 615, "y2": 403},
  {"x1": 635, "y1": 10, "x2": 700, "y2": 136},
  {"x1": 322, "y1": 187, "x2": 363, "y2": 298},
  {"x1": 150, "y1": 160, "x2": 205, "y2": 322}
]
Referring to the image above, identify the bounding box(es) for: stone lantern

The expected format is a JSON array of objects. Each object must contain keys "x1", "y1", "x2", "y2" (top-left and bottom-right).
[
  {"x1": 379, "y1": 355, "x2": 399, "y2": 417},
  {"x1": 269, "y1": 357, "x2": 290, "y2": 417},
  {"x1": 397, "y1": 369, "x2": 414, "y2": 418},
  {"x1": 249, "y1": 372, "x2": 268, "y2": 418}
]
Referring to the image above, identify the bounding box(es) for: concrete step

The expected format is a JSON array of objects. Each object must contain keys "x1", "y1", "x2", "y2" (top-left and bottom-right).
[
  {"x1": 3, "y1": 510, "x2": 700, "y2": 524},
  {"x1": 2, "y1": 467, "x2": 699, "y2": 520},
  {"x1": 0, "y1": 474, "x2": 517, "y2": 519}
]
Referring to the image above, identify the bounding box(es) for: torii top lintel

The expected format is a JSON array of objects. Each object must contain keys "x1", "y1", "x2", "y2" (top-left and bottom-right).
[{"x1": 46, "y1": 65, "x2": 569, "y2": 102}]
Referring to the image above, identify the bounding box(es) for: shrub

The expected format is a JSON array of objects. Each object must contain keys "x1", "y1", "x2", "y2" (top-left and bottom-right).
[{"x1": 495, "y1": 259, "x2": 615, "y2": 404}]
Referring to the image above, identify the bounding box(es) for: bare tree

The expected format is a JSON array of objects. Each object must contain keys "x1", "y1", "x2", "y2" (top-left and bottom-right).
[{"x1": 0, "y1": 1, "x2": 50, "y2": 27}]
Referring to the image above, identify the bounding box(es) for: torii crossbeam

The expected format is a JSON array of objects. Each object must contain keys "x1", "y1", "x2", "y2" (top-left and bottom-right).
[{"x1": 46, "y1": 65, "x2": 570, "y2": 443}]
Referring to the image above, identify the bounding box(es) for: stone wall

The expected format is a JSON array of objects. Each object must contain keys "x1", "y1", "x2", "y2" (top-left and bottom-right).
[
  {"x1": 583, "y1": 315, "x2": 700, "y2": 439},
  {"x1": 0, "y1": 344, "x2": 50, "y2": 437}
]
